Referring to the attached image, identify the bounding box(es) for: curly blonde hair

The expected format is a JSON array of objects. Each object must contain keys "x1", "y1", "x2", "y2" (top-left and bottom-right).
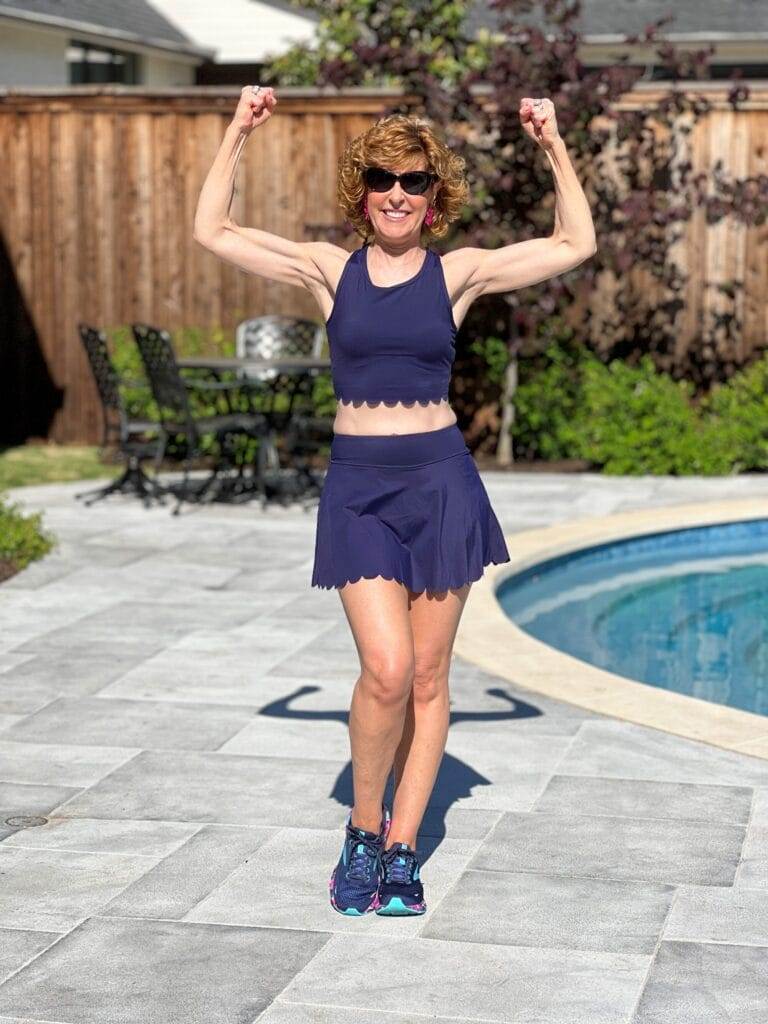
[{"x1": 337, "y1": 114, "x2": 469, "y2": 242}]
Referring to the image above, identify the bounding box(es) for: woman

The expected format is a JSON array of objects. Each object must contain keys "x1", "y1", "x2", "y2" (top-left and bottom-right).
[{"x1": 194, "y1": 85, "x2": 596, "y2": 918}]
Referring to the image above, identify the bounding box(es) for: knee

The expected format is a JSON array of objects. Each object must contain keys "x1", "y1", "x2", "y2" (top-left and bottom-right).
[
  {"x1": 412, "y1": 657, "x2": 449, "y2": 704},
  {"x1": 360, "y1": 652, "x2": 415, "y2": 705}
]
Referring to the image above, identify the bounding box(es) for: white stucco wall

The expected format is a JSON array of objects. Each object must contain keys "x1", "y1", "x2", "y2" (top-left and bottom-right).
[
  {"x1": 0, "y1": 18, "x2": 197, "y2": 86},
  {"x1": 0, "y1": 22, "x2": 67, "y2": 85}
]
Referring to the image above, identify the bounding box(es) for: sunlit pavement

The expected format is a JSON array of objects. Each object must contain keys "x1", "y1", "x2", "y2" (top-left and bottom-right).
[{"x1": 1, "y1": 471, "x2": 767, "y2": 1024}]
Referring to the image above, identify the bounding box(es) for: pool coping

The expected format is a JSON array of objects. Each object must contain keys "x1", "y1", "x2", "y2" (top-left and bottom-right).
[{"x1": 455, "y1": 497, "x2": 768, "y2": 761}]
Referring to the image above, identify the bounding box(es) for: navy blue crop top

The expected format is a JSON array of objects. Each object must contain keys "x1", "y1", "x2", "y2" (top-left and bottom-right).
[{"x1": 325, "y1": 241, "x2": 457, "y2": 406}]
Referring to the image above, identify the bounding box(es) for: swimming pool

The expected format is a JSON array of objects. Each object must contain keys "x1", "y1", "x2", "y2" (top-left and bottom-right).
[{"x1": 496, "y1": 518, "x2": 768, "y2": 717}]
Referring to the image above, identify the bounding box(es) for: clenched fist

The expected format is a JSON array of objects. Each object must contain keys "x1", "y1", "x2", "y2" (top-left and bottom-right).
[{"x1": 231, "y1": 85, "x2": 277, "y2": 135}]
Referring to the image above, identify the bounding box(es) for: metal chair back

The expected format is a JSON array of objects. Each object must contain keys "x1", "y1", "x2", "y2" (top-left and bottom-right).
[
  {"x1": 77, "y1": 323, "x2": 125, "y2": 444},
  {"x1": 235, "y1": 315, "x2": 326, "y2": 383},
  {"x1": 131, "y1": 323, "x2": 195, "y2": 437}
]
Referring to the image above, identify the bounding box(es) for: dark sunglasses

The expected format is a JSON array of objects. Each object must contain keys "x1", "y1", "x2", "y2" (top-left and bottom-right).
[{"x1": 363, "y1": 166, "x2": 437, "y2": 195}]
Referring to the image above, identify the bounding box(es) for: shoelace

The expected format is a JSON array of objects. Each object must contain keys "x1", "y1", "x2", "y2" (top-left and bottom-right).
[
  {"x1": 381, "y1": 846, "x2": 417, "y2": 885},
  {"x1": 346, "y1": 832, "x2": 380, "y2": 883}
]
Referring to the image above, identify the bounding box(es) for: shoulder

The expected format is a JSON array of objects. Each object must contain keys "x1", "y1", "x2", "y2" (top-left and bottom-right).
[
  {"x1": 434, "y1": 245, "x2": 488, "y2": 301},
  {"x1": 301, "y1": 240, "x2": 358, "y2": 276}
]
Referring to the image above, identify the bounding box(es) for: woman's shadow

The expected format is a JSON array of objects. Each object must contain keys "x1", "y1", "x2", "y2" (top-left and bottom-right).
[{"x1": 258, "y1": 684, "x2": 543, "y2": 863}]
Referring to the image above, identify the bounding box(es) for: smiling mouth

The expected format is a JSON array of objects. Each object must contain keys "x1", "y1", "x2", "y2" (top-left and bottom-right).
[{"x1": 382, "y1": 210, "x2": 409, "y2": 219}]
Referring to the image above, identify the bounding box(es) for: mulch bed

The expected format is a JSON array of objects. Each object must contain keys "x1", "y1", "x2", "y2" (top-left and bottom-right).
[
  {"x1": 472, "y1": 457, "x2": 592, "y2": 473},
  {"x1": 0, "y1": 560, "x2": 18, "y2": 584}
]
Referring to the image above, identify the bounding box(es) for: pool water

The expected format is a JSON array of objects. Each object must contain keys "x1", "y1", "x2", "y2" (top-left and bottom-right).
[{"x1": 497, "y1": 518, "x2": 768, "y2": 717}]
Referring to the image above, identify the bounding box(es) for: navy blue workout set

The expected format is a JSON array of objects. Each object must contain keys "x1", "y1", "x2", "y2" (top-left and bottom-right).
[{"x1": 311, "y1": 240, "x2": 511, "y2": 594}]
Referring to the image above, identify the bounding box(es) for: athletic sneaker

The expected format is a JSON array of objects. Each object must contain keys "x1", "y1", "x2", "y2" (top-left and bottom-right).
[
  {"x1": 328, "y1": 804, "x2": 391, "y2": 916},
  {"x1": 376, "y1": 841, "x2": 426, "y2": 915}
]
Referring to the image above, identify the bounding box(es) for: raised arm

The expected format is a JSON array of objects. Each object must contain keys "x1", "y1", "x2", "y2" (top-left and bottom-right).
[
  {"x1": 444, "y1": 96, "x2": 597, "y2": 303},
  {"x1": 193, "y1": 86, "x2": 345, "y2": 302}
]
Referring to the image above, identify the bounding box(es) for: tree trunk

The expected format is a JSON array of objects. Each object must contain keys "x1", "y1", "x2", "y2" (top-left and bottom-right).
[{"x1": 496, "y1": 350, "x2": 517, "y2": 467}]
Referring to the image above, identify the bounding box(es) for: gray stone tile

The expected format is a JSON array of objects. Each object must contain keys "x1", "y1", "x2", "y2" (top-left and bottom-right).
[
  {"x1": 0, "y1": 740, "x2": 138, "y2": 789},
  {"x1": 736, "y1": 825, "x2": 768, "y2": 888},
  {"x1": 219, "y1": 715, "x2": 354, "y2": 760},
  {"x1": 0, "y1": 652, "x2": 35, "y2": 673},
  {"x1": 280, "y1": 934, "x2": 649, "y2": 1023},
  {"x1": 97, "y1": 647, "x2": 321, "y2": 706},
  {"x1": 102, "y1": 824, "x2": 276, "y2": 919},
  {"x1": 0, "y1": 714, "x2": 25, "y2": 733},
  {"x1": 469, "y1": 811, "x2": 746, "y2": 886},
  {"x1": 0, "y1": 781, "x2": 80, "y2": 841},
  {"x1": 0, "y1": 648, "x2": 157, "y2": 714},
  {"x1": 85, "y1": 519, "x2": 257, "y2": 550},
  {"x1": 56, "y1": 749, "x2": 352, "y2": 828},
  {"x1": 62, "y1": 559, "x2": 243, "y2": 591},
  {"x1": 2, "y1": 816, "x2": 197, "y2": 857},
  {"x1": 181, "y1": 618, "x2": 330, "y2": 651},
  {"x1": 749, "y1": 786, "x2": 768, "y2": 827},
  {"x1": 0, "y1": 847, "x2": 165, "y2": 930},
  {"x1": 534, "y1": 775, "x2": 753, "y2": 825},
  {"x1": 4, "y1": 697, "x2": 259, "y2": 751},
  {"x1": 665, "y1": 885, "x2": 768, "y2": 945},
  {"x1": 444, "y1": 730, "x2": 574, "y2": 775},
  {"x1": 4, "y1": 542, "x2": 152, "y2": 581},
  {"x1": 0, "y1": 916, "x2": 329, "y2": 1024},
  {"x1": 9, "y1": 596, "x2": 264, "y2": 651},
  {"x1": 557, "y1": 721, "x2": 768, "y2": 787},
  {"x1": 417, "y1": 806, "x2": 502, "y2": 841},
  {"x1": 185, "y1": 828, "x2": 478, "y2": 935},
  {"x1": 633, "y1": 940, "x2": 768, "y2": 1024},
  {"x1": 266, "y1": 647, "x2": 363, "y2": 680},
  {"x1": 226, "y1": 566, "x2": 318, "y2": 595},
  {"x1": 0, "y1": 928, "x2": 62, "y2": 985},
  {"x1": 423, "y1": 868, "x2": 674, "y2": 954},
  {"x1": 259, "y1": 1006, "x2": 484, "y2": 1024},
  {"x1": 267, "y1": 592, "x2": 347, "y2": 622}
]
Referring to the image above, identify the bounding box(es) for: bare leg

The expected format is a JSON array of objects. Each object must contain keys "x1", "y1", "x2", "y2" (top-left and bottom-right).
[
  {"x1": 386, "y1": 583, "x2": 471, "y2": 850},
  {"x1": 338, "y1": 576, "x2": 415, "y2": 834}
]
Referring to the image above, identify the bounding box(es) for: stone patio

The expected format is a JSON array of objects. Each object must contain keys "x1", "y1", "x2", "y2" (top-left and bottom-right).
[{"x1": 0, "y1": 470, "x2": 767, "y2": 1023}]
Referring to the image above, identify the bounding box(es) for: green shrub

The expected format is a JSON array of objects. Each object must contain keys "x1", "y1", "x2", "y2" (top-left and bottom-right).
[
  {"x1": 0, "y1": 493, "x2": 56, "y2": 579},
  {"x1": 511, "y1": 339, "x2": 766, "y2": 474},
  {"x1": 513, "y1": 330, "x2": 591, "y2": 461},
  {"x1": 575, "y1": 355, "x2": 724, "y2": 474},
  {"x1": 700, "y1": 354, "x2": 768, "y2": 472}
]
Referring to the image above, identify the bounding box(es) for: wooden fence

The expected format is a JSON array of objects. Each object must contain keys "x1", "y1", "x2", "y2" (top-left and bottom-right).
[{"x1": 1, "y1": 83, "x2": 767, "y2": 444}]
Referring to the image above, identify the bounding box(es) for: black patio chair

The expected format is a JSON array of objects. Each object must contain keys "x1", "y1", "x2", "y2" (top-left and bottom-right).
[
  {"x1": 74, "y1": 323, "x2": 167, "y2": 508},
  {"x1": 131, "y1": 323, "x2": 269, "y2": 515},
  {"x1": 235, "y1": 315, "x2": 332, "y2": 507}
]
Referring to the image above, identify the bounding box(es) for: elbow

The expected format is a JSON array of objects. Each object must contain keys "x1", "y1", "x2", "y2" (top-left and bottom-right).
[
  {"x1": 193, "y1": 218, "x2": 234, "y2": 249},
  {"x1": 569, "y1": 237, "x2": 597, "y2": 263}
]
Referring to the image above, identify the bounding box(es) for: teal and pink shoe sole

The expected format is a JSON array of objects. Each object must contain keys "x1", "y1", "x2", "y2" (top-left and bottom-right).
[
  {"x1": 375, "y1": 895, "x2": 427, "y2": 916},
  {"x1": 328, "y1": 869, "x2": 427, "y2": 917}
]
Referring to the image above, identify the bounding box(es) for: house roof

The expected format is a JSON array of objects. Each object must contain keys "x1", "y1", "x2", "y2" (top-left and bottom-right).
[
  {"x1": 466, "y1": 0, "x2": 768, "y2": 41},
  {"x1": 0, "y1": 0, "x2": 215, "y2": 59}
]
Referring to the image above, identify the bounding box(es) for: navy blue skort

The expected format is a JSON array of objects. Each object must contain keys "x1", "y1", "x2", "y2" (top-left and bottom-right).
[{"x1": 311, "y1": 422, "x2": 510, "y2": 593}]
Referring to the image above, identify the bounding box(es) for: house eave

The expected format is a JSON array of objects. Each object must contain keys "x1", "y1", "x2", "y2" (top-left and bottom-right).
[{"x1": 0, "y1": 5, "x2": 216, "y2": 62}]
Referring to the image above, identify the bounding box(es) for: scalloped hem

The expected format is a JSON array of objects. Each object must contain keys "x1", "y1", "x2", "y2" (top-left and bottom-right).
[
  {"x1": 335, "y1": 394, "x2": 449, "y2": 408},
  {"x1": 311, "y1": 555, "x2": 510, "y2": 594}
]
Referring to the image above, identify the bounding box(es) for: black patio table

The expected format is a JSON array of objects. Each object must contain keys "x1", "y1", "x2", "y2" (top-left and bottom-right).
[{"x1": 176, "y1": 355, "x2": 332, "y2": 507}]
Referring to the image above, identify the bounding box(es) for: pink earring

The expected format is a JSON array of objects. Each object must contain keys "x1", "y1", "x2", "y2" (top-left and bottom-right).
[
  {"x1": 363, "y1": 201, "x2": 369, "y2": 220},
  {"x1": 425, "y1": 206, "x2": 435, "y2": 226}
]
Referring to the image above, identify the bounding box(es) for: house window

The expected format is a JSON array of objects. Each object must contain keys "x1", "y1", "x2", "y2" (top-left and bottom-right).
[{"x1": 67, "y1": 39, "x2": 140, "y2": 84}]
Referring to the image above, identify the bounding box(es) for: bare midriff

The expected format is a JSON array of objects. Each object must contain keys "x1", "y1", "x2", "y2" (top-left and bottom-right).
[{"x1": 332, "y1": 397, "x2": 458, "y2": 436}]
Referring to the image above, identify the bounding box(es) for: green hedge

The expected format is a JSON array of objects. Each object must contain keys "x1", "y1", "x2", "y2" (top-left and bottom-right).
[
  {"x1": 512, "y1": 339, "x2": 768, "y2": 475},
  {"x1": 0, "y1": 493, "x2": 56, "y2": 581}
]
